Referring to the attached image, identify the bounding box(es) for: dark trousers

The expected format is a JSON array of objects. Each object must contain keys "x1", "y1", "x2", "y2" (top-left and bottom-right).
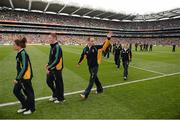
[
  {"x1": 106, "y1": 52, "x2": 110, "y2": 58},
  {"x1": 104, "y1": 51, "x2": 110, "y2": 58},
  {"x1": 84, "y1": 66, "x2": 103, "y2": 97},
  {"x1": 135, "y1": 47, "x2": 137, "y2": 51},
  {"x1": 115, "y1": 55, "x2": 120, "y2": 68},
  {"x1": 172, "y1": 47, "x2": 176, "y2": 52},
  {"x1": 13, "y1": 80, "x2": 35, "y2": 111},
  {"x1": 149, "y1": 47, "x2": 152, "y2": 51},
  {"x1": 123, "y1": 61, "x2": 129, "y2": 77},
  {"x1": 140, "y1": 46, "x2": 143, "y2": 51},
  {"x1": 46, "y1": 70, "x2": 64, "y2": 101}
]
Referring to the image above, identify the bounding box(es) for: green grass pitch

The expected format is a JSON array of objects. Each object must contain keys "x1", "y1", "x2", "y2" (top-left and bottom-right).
[{"x1": 0, "y1": 45, "x2": 180, "y2": 119}]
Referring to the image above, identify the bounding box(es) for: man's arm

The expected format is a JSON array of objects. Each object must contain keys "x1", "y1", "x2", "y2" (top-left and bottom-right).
[
  {"x1": 78, "y1": 47, "x2": 87, "y2": 65},
  {"x1": 95, "y1": 31, "x2": 112, "y2": 51},
  {"x1": 129, "y1": 50, "x2": 132, "y2": 62},
  {"x1": 47, "y1": 45, "x2": 62, "y2": 70}
]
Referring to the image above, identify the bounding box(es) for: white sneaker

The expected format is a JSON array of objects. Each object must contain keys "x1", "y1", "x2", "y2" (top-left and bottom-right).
[
  {"x1": 124, "y1": 77, "x2": 127, "y2": 80},
  {"x1": 23, "y1": 110, "x2": 32, "y2": 115},
  {"x1": 17, "y1": 108, "x2": 26, "y2": 113},
  {"x1": 49, "y1": 97, "x2": 57, "y2": 102},
  {"x1": 80, "y1": 94, "x2": 87, "y2": 100},
  {"x1": 54, "y1": 99, "x2": 66, "y2": 104},
  {"x1": 54, "y1": 100, "x2": 60, "y2": 103}
]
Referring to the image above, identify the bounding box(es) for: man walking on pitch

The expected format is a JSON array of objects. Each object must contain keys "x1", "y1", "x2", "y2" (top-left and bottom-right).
[
  {"x1": 77, "y1": 32, "x2": 112, "y2": 99},
  {"x1": 114, "y1": 44, "x2": 122, "y2": 69},
  {"x1": 46, "y1": 33, "x2": 65, "y2": 103},
  {"x1": 121, "y1": 43, "x2": 132, "y2": 80}
]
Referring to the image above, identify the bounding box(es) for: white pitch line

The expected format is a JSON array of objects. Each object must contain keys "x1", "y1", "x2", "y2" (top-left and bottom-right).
[
  {"x1": 103, "y1": 59, "x2": 165, "y2": 75},
  {"x1": 103, "y1": 71, "x2": 180, "y2": 89},
  {"x1": 129, "y1": 65, "x2": 165, "y2": 75},
  {"x1": 0, "y1": 71, "x2": 180, "y2": 108}
]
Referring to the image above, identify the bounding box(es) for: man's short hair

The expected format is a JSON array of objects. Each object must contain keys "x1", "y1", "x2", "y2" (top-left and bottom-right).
[{"x1": 50, "y1": 32, "x2": 57, "y2": 39}]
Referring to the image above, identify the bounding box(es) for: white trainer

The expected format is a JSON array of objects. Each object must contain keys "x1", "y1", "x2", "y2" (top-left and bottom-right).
[
  {"x1": 49, "y1": 97, "x2": 57, "y2": 102},
  {"x1": 17, "y1": 108, "x2": 26, "y2": 113},
  {"x1": 54, "y1": 100, "x2": 60, "y2": 104},
  {"x1": 80, "y1": 94, "x2": 86, "y2": 100},
  {"x1": 54, "y1": 99, "x2": 66, "y2": 104},
  {"x1": 23, "y1": 110, "x2": 32, "y2": 115}
]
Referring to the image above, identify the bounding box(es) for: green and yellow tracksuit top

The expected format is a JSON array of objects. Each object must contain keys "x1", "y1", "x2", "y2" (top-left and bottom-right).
[
  {"x1": 16, "y1": 49, "x2": 33, "y2": 81},
  {"x1": 47, "y1": 42, "x2": 63, "y2": 71},
  {"x1": 78, "y1": 37, "x2": 111, "y2": 68}
]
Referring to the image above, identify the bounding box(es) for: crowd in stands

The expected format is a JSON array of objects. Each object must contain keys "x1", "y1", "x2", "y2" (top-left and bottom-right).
[
  {"x1": 0, "y1": 9, "x2": 180, "y2": 46},
  {"x1": 0, "y1": 33, "x2": 179, "y2": 46},
  {"x1": 0, "y1": 9, "x2": 180, "y2": 30}
]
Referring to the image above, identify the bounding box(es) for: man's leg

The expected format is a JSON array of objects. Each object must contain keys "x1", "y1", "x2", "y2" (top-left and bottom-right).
[
  {"x1": 107, "y1": 52, "x2": 109, "y2": 58},
  {"x1": 83, "y1": 67, "x2": 96, "y2": 98},
  {"x1": 123, "y1": 61, "x2": 129, "y2": 79},
  {"x1": 46, "y1": 72, "x2": 56, "y2": 98},
  {"x1": 54, "y1": 70, "x2": 65, "y2": 101},
  {"x1": 117, "y1": 57, "x2": 120, "y2": 68},
  {"x1": 94, "y1": 66, "x2": 103, "y2": 93}
]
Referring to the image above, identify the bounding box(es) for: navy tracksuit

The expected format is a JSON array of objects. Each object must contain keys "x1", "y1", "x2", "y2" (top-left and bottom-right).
[
  {"x1": 78, "y1": 38, "x2": 110, "y2": 98},
  {"x1": 13, "y1": 49, "x2": 35, "y2": 112},
  {"x1": 114, "y1": 45, "x2": 122, "y2": 68},
  {"x1": 121, "y1": 48, "x2": 132, "y2": 78},
  {"x1": 46, "y1": 42, "x2": 65, "y2": 101}
]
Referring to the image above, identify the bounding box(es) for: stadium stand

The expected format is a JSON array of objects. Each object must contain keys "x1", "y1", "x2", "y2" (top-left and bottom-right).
[{"x1": 0, "y1": 0, "x2": 180, "y2": 45}]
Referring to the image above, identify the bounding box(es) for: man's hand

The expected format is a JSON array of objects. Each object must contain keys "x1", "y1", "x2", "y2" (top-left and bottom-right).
[
  {"x1": 45, "y1": 64, "x2": 48, "y2": 69},
  {"x1": 45, "y1": 64, "x2": 50, "y2": 74},
  {"x1": 13, "y1": 80, "x2": 18, "y2": 85},
  {"x1": 46, "y1": 69, "x2": 50, "y2": 75},
  {"x1": 107, "y1": 31, "x2": 113, "y2": 38}
]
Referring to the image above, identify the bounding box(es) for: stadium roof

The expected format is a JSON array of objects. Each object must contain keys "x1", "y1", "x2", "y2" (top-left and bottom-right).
[{"x1": 1, "y1": 0, "x2": 180, "y2": 22}]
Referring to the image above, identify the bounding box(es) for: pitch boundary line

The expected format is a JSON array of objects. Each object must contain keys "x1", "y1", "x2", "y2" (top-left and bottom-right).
[
  {"x1": 129, "y1": 65, "x2": 165, "y2": 75},
  {"x1": 0, "y1": 71, "x2": 180, "y2": 108},
  {"x1": 103, "y1": 59, "x2": 165, "y2": 75}
]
